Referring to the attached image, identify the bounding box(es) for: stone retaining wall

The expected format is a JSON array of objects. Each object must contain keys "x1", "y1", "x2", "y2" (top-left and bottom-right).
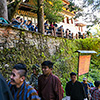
[{"x1": 0, "y1": 25, "x2": 62, "y2": 55}]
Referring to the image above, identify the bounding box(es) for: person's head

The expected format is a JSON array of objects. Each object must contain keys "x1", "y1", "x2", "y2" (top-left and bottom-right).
[
  {"x1": 94, "y1": 81, "x2": 100, "y2": 88},
  {"x1": 41, "y1": 61, "x2": 54, "y2": 76},
  {"x1": 10, "y1": 63, "x2": 27, "y2": 88},
  {"x1": 51, "y1": 22, "x2": 53, "y2": 24},
  {"x1": 32, "y1": 64, "x2": 40, "y2": 75},
  {"x1": 16, "y1": 17, "x2": 20, "y2": 21},
  {"x1": 61, "y1": 25, "x2": 63, "y2": 27},
  {"x1": 28, "y1": 20, "x2": 32, "y2": 25},
  {"x1": 46, "y1": 21, "x2": 48, "y2": 23},
  {"x1": 83, "y1": 77, "x2": 87, "y2": 83},
  {"x1": 20, "y1": 18, "x2": 23, "y2": 22},
  {"x1": 70, "y1": 72, "x2": 77, "y2": 83},
  {"x1": 54, "y1": 22, "x2": 56, "y2": 24},
  {"x1": 23, "y1": 20, "x2": 27, "y2": 24}
]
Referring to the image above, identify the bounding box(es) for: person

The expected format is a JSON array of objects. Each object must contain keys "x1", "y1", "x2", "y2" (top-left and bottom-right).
[
  {"x1": 0, "y1": 73, "x2": 14, "y2": 100},
  {"x1": 20, "y1": 18, "x2": 24, "y2": 27},
  {"x1": 81, "y1": 77, "x2": 90, "y2": 99},
  {"x1": 53, "y1": 22, "x2": 58, "y2": 34},
  {"x1": 12, "y1": 17, "x2": 21, "y2": 28},
  {"x1": 65, "y1": 72, "x2": 86, "y2": 100},
  {"x1": 50, "y1": 22, "x2": 54, "y2": 30},
  {"x1": 44, "y1": 21, "x2": 49, "y2": 34},
  {"x1": 35, "y1": 24, "x2": 38, "y2": 32},
  {"x1": 58, "y1": 25, "x2": 64, "y2": 32},
  {"x1": 29, "y1": 64, "x2": 40, "y2": 92},
  {"x1": 44, "y1": 21, "x2": 49, "y2": 29},
  {"x1": 53, "y1": 22, "x2": 58, "y2": 28},
  {"x1": 90, "y1": 81, "x2": 100, "y2": 100},
  {"x1": 88, "y1": 81, "x2": 94, "y2": 87},
  {"x1": 27, "y1": 20, "x2": 34, "y2": 31},
  {"x1": 8, "y1": 63, "x2": 40, "y2": 100},
  {"x1": 38, "y1": 61, "x2": 63, "y2": 100},
  {"x1": 22, "y1": 20, "x2": 28, "y2": 30},
  {"x1": 66, "y1": 28, "x2": 69, "y2": 38}
]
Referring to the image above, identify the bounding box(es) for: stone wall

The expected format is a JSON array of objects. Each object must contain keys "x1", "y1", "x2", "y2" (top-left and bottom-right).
[
  {"x1": 0, "y1": 24, "x2": 78, "y2": 82},
  {"x1": 0, "y1": 25, "x2": 61, "y2": 55}
]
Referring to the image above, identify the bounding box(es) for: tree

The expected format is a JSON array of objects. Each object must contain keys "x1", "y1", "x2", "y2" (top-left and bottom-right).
[
  {"x1": 0, "y1": 0, "x2": 8, "y2": 19},
  {"x1": 44, "y1": 0, "x2": 63, "y2": 23},
  {"x1": 37, "y1": 0, "x2": 44, "y2": 34},
  {"x1": 32, "y1": 0, "x2": 63, "y2": 23},
  {"x1": 31, "y1": 0, "x2": 64, "y2": 33}
]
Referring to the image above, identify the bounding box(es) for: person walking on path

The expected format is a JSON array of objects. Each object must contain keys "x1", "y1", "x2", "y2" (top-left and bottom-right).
[
  {"x1": 8, "y1": 63, "x2": 40, "y2": 100},
  {"x1": 65, "y1": 72, "x2": 87, "y2": 100},
  {"x1": 90, "y1": 81, "x2": 100, "y2": 100},
  {"x1": 38, "y1": 61, "x2": 63, "y2": 100},
  {"x1": 0, "y1": 73, "x2": 14, "y2": 100},
  {"x1": 29, "y1": 64, "x2": 40, "y2": 92},
  {"x1": 81, "y1": 77, "x2": 91, "y2": 99}
]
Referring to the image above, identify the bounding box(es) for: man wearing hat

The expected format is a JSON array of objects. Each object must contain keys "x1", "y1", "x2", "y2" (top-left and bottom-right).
[
  {"x1": 81, "y1": 77, "x2": 90, "y2": 99},
  {"x1": 8, "y1": 63, "x2": 40, "y2": 100},
  {"x1": 65, "y1": 72, "x2": 87, "y2": 100},
  {"x1": 29, "y1": 64, "x2": 40, "y2": 92}
]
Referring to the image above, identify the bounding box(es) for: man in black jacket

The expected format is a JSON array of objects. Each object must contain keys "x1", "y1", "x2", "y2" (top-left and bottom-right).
[
  {"x1": 65, "y1": 72, "x2": 86, "y2": 100},
  {"x1": 0, "y1": 73, "x2": 13, "y2": 100}
]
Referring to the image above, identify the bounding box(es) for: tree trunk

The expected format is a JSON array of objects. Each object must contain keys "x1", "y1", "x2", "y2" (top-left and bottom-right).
[
  {"x1": 37, "y1": 0, "x2": 44, "y2": 34},
  {"x1": 0, "y1": 0, "x2": 8, "y2": 20}
]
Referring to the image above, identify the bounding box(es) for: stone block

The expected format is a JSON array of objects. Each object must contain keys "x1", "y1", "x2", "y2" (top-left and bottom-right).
[{"x1": 27, "y1": 33, "x2": 33, "y2": 38}]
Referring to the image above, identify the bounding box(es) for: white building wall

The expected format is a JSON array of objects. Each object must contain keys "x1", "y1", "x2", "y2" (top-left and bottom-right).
[{"x1": 57, "y1": 14, "x2": 87, "y2": 36}]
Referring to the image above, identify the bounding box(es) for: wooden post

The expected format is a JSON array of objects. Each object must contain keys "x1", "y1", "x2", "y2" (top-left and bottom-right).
[
  {"x1": 76, "y1": 33, "x2": 78, "y2": 39},
  {"x1": 54, "y1": 27, "x2": 56, "y2": 37},
  {"x1": 83, "y1": 33, "x2": 85, "y2": 39},
  {"x1": 72, "y1": 33, "x2": 74, "y2": 39},
  {"x1": 90, "y1": 33, "x2": 93, "y2": 38},
  {"x1": 61, "y1": 28, "x2": 63, "y2": 37}
]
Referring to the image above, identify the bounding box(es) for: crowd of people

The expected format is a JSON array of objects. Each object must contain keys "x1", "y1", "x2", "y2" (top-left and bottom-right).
[
  {"x1": 11, "y1": 16, "x2": 38, "y2": 32},
  {"x1": 0, "y1": 16, "x2": 87, "y2": 39},
  {"x1": 0, "y1": 61, "x2": 100, "y2": 100},
  {"x1": 4, "y1": 16, "x2": 86, "y2": 39},
  {"x1": 11, "y1": 17, "x2": 75, "y2": 38}
]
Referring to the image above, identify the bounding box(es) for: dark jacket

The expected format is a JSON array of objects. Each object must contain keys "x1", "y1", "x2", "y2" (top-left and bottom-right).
[
  {"x1": 65, "y1": 80, "x2": 86, "y2": 100},
  {"x1": 0, "y1": 73, "x2": 13, "y2": 100}
]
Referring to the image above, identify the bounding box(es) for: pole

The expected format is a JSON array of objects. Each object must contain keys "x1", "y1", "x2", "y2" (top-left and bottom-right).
[{"x1": 77, "y1": 52, "x2": 80, "y2": 81}]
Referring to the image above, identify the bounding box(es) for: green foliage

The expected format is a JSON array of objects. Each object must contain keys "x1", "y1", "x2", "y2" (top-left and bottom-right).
[
  {"x1": 83, "y1": 0, "x2": 100, "y2": 11},
  {"x1": 90, "y1": 24, "x2": 100, "y2": 37},
  {"x1": 68, "y1": 1, "x2": 82, "y2": 12},
  {"x1": 1, "y1": 32, "x2": 100, "y2": 95},
  {"x1": 44, "y1": 0, "x2": 63, "y2": 23}
]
